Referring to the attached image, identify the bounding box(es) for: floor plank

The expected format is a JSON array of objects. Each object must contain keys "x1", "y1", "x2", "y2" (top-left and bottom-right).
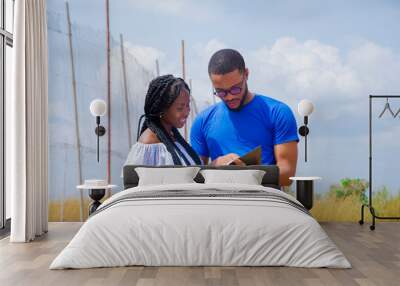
[{"x1": 0, "y1": 222, "x2": 399, "y2": 286}]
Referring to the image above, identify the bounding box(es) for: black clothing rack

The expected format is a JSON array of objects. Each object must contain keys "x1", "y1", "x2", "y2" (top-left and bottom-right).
[{"x1": 359, "y1": 95, "x2": 400, "y2": 230}]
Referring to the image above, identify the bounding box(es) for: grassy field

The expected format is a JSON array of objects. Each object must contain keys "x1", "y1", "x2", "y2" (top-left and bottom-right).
[
  {"x1": 49, "y1": 179, "x2": 400, "y2": 222},
  {"x1": 311, "y1": 193, "x2": 400, "y2": 222},
  {"x1": 312, "y1": 179, "x2": 400, "y2": 222},
  {"x1": 49, "y1": 198, "x2": 92, "y2": 221}
]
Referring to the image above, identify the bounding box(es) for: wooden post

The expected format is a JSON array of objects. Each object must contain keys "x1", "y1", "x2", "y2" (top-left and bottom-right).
[
  {"x1": 155, "y1": 59, "x2": 160, "y2": 77},
  {"x1": 60, "y1": 143, "x2": 68, "y2": 222},
  {"x1": 181, "y1": 40, "x2": 187, "y2": 140},
  {"x1": 105, "y1": 0, "x2": 111, "y2": 197},
  {"x1": 189, "y1": 79, "x2": 194, "y2": 123},
  {"x1": 120, "y1": 34, "x2": 132, "y2": 148},
  {"x1": 181, "y1": 40, "x2": 186, "y2": 80},
  {"x1": 65, "y1": 1, "x2": 84, "y2": 222}
]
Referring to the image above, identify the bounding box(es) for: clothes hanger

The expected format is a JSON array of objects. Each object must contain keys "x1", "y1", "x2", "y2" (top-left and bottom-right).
[
  {"x1": 394, "y1": 107, "x2": 400, "y2": 118},
  {"x1": 378, "y1": 98, "x2": 395, "y2": 118}
]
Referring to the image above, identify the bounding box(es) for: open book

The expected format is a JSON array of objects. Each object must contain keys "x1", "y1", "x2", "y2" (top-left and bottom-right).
[{"x1": 228, "y1": 146, "x2": 262, "y2": 165}]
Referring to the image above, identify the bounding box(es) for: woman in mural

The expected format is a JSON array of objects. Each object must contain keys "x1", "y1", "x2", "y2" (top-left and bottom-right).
[{"x1": 123, "y1": 74, "x2": 203, "y2": 166}]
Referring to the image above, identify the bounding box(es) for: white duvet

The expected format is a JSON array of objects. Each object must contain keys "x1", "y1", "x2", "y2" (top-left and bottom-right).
[{"x1": 50, "y1": 183, "x2": 351, "y2": 269}]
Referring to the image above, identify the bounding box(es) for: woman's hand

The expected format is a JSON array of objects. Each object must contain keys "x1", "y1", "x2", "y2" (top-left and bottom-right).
[{"x1": 211, "y1": 153, "x2": 246, "y2": 166}]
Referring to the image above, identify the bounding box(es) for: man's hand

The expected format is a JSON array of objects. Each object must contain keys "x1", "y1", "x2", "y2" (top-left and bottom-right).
[
  {"x1": 274, "y1": 141, "x2": 298, "y2": 186},
  {"x1": 200, "y1": 156, "x2": 209, "y2": 165},
  {"x1": 211, "y1": 153, "x2": 245, "y2": 166}
]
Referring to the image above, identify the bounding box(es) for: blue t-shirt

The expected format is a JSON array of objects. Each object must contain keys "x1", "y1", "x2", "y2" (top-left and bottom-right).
[{"x1": 190, "y1": 94, "x2": 299, "y2": 164}]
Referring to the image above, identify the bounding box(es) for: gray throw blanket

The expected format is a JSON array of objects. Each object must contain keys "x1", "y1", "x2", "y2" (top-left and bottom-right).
[{"x1": 90, "y1": 188, "x2": 310, "y2": 218}]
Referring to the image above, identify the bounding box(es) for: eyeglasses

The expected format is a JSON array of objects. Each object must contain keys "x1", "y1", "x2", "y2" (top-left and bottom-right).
[{"x1": 213, "y1": 78, "x2": 245, "y2": 98}]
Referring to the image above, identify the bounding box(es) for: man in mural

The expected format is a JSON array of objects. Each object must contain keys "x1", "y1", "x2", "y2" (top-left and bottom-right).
[{"x1": 190, "y1": 49, "x2": 299, "y2": 186}]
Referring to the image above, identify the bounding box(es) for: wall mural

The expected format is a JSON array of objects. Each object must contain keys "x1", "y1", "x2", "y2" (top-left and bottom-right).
[{"x1": 47, "y1": 1, "x2": 400, "y2": 222}]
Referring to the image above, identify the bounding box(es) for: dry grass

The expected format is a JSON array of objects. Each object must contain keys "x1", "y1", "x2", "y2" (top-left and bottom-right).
[
  {"x1": 49, "y1": 192, "x2": 400, "y2": 222},
  {"x1": 311, "y1": 195, "x2": 364, "y2": 222},
  {"x1": 312, "y1": 192, "x2": 400, "y2": 222},
  {"x1": 49, "y1": 199, "x2": 91, "y2": 221},
  {"x1": 370, "y1": 193, "x2": 400, "y2": 218}
]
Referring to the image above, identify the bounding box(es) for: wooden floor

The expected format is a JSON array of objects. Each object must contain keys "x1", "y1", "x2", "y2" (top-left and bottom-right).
[{"x1": 0, "y1": 222, "x2": 399, "y2": 286}]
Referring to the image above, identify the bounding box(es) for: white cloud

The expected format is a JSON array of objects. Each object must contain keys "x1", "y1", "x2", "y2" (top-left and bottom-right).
[
  {"x1": 111, "y1": 37, "x2": 400, "y2": 122},
  {"x1": 123, "y1": 43, "x2": 166, "y2": 73},
  {"x1": 347, "y1": 42, "x2": 400, "y2": 92},
  {"x1": 249, "y1": 37, "x2": 360, "y2": 99},
  {"x1": 194, "y1": 39, "x2": 227, "y2": 62},
  {"x1": 246, "y1": 37, "x2": 400, "y2": 120},
  {"x1": 188, "y1": 39, "x2": 228, "y2": 110}
]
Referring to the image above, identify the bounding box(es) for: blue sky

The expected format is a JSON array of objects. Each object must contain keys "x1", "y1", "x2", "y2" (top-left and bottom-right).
[
  {"x1": 47, "y1": 0, "x2": 400, "y2": 196},
  {"x1": 47, "y1": 0, "x2": 400, "y2": 107},
  {"x1": 48, "y1": 0, "x2": 400, "y2": 52}
]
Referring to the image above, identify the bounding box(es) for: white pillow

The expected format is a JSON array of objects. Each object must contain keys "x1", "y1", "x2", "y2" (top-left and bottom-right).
[
  {"x1": 200, "y1": 169, "x2": 266, "y2": 185},
  {"x1": 135, "y1": 167, "x2": 200, "y2": 186}
]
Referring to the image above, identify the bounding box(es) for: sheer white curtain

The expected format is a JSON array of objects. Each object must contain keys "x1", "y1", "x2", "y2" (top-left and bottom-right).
[{"x1": 9, "y1": 0, "x2": 48, "y2": 242}]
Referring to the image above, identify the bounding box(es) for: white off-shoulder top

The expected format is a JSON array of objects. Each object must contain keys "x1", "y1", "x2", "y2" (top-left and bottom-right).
[{"x1": 123, "y1": 142, "x2": 197, "y2": 167}]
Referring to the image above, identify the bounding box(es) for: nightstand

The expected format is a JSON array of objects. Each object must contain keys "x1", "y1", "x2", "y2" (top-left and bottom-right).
[
  {"x1": 289, "y1": 177, "x2": 321, "y2": 210},
  {"x1": 77, "y1": 184, "x2": 118, "y2": 216}
]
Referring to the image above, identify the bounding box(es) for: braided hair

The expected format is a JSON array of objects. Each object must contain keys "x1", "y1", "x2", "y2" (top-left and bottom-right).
[{"x1": 137, "y1": 74, "x2": 202, "y2": 165}]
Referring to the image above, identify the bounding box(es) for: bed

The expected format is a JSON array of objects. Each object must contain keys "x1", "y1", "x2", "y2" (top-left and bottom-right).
[{"x1": 50, "y1": 165, "x2": 350, "y2": 269}]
